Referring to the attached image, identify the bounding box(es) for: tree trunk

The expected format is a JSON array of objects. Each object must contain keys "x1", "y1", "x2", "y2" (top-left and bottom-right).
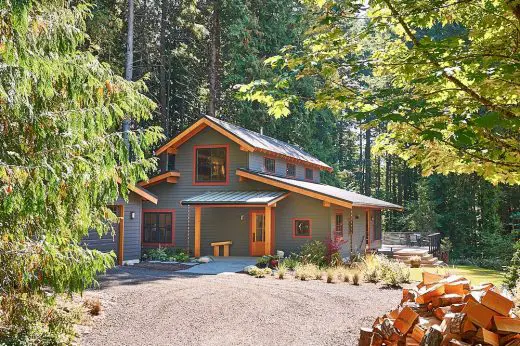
[
  {"x1": 123, "y1": 0, "x2": 134, "y2": 149},
  {"x1": 125, "y1": 0, "x2": 134, "y2": 81},
  {"x1": 159, "y1": 0, "x2": 169, "y2": 137},
  {"x1": 208, "y1": 0, "x2": 221, "y2": 117},
  {"x1": 364, "y1": 128, "x2": 371, "y2": 196}
]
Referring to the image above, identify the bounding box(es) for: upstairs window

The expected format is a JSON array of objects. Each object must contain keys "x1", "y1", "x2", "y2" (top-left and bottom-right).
[
  {"x1": 194, "y1": 145, "x2": 228, "y2": 184},
  {"x1": 264, "y1": 157, "x2": 276, "y2": 174},
  {"x1": 286, "y1": 163, "x2": 296, "y2": 177},
  {"x1": 305, "y1": 168, "x2": 314, "y2": 180},
  {"x1": 167, "y1": 154, "x2": 176, "y2": 171}
]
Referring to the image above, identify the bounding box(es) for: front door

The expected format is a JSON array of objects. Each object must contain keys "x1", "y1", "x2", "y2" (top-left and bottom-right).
[{"x1": 250, "y1": 211, "x2": 265, "y2": 256}]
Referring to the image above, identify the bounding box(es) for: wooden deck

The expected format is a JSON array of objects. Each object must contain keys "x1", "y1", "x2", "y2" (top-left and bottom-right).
[{"x1": 379, "y1": 244, "x2": 444, "y2": 267}]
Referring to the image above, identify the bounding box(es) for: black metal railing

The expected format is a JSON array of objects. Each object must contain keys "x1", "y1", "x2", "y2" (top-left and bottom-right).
[{"x1": 428, "y1": 232, "x2": 441, "y2": 256}]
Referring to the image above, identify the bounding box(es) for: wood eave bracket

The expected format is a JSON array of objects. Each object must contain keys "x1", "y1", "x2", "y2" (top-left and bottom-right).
[{"x1": 139, "y1": 171, "x2": 181, "y2": 188}]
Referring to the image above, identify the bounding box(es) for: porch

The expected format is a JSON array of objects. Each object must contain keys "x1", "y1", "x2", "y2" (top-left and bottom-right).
[{"x1": 181, "y1": 191, "x2": 289, "y2": 257}]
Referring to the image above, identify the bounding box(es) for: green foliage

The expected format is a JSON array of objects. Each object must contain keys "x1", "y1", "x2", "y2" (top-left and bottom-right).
[
  {"x1": 361, "y1": 254, "x2": 410, "y2": 287},
  {"x1": 282, "y1": 256, "x2": 299, "y2": 270},
  {"x1": 505, "y1": 246, "x2": 520, "y2": 291},
  {"x1": 0, "y1": 0, "x2": 161, "y2": 342},
  {"x1": 399, "y1": 179, "x2": 439, "y2": 234},
  {"x1": 277, "y1": 262, "x2": 287, "y2": 279},
  {"x1": 240, "y1": 0, "x2": 520, "y2": 185},
  {"x1": 143, "y1": 247, "x2": 190, "y2": 262},
  {"x1": 299, "y1": 240, "x2": 327, "y2": 267},
  {"x1": 247, "y1": 266, "x2": 272, "y2": 278}
]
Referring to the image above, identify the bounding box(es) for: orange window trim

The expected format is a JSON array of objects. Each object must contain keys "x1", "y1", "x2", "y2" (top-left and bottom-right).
[
  {"x1": 292, "y1": 218, "x2": 312, "y2": 239},
  {"x1": 141, "y1": 209, "x2": 176, "y2": 247},
  {"x1": 192, "y1": 144, "x2": 230, "y2": 186}
]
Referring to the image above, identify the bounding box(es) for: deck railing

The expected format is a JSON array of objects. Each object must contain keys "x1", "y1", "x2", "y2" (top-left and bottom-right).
[
  {"x1": 383, "y1": 232, "x2": 442, "y2": 255},
  {"x1": 428, "y1": 232, "x2": 441, "y2": 257}
]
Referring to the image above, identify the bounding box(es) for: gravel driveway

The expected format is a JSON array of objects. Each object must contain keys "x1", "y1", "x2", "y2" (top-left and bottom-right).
[{"x1": 79, "y1": 267, "x2": 402, "y2": 346}]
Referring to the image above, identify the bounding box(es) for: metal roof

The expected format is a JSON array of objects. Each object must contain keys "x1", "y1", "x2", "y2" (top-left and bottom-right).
[
  {"x1": 205, "y1": 115, "x2": 332, "y2": 170},
  {"x1": 181, "y1": 190, "x2": 288, "y2": 206},
  {"x1": 237, "y1": 169, "x2": 403, "y2": 210}
]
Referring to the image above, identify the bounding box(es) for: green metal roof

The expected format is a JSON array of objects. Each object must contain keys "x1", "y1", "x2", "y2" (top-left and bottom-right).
[{"x1": 181, "y1": 191, "x2": 288, "y2": 206}]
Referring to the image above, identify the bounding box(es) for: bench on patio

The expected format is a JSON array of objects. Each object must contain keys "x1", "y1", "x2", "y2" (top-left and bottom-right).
[{"x1": 211, "y1": 241, "x2": 232, "y2": 257}]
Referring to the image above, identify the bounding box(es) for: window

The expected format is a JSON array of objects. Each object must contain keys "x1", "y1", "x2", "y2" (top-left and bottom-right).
[
  {"x1": 143, "y1": 211, "x2": 174, "y2": 244},
  {"x1": 286, "y1": 163, "x2": 296, "y2": 177},
  {"x1": 293, "y1": 219, "x2": 311, "y2": 238},
  {"x1": 194, "y1": 145, "x2": 228, "y2": 184},
  {"x1": 167, "y1": 154, "x2": 176, "y2": 171},
  {"x1": 335, "y1": 213, "x2": 343, "y2": 239},
  {"x1": 264, "y1": 157, "x2": 276, "y2": 173},
  {"x1": 305, "y1": 168, "x2": 314, "y2": 180}
]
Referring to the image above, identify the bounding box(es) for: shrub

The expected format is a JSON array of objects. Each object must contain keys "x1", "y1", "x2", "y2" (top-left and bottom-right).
[
  {"x1": 300, "y1": 240, "x2": 327, "y2": 267},
  {"x1": 352, "y1": 272, "x2": 360, "y2": 285},
  {"x1": 409, "y1": 255, "x2": 422, "y2": 268},
  {"x1": 277, "y1": 263, "x2": 287, "y2": 279},
  {"x1": 84, "y1": 298, "x2": 102, "y2": 316},
  {"x1": 247, "y1": 266, "x2": 272, "y2": 278},
  {"x1": 505, "y1": 247, "x2": 520, "y2": 291},
  {"x1": 343, "y1": 272, "x2": 350, "y2": 283},
  {"x1": 360, "y1": 254, "x2": 410, "y2": 287},
  {"x1": 145, "y1": 247, "x2": 169, "y2": 261},
  {"x1": 325, "y1": 237, "x2": 346, "y2": 266},
  {"x1": 256, "y1": 256, "x2": 270, "y2": 268},
  {"x1": 282, "y1": 256, "x2": 299, "y2": 270},
  {"x1": 326, "y1": 268, "x2": 335, "y2": 283},
  {"x1": 294, "y1": 263, "x2": 320, "y2": 281}
]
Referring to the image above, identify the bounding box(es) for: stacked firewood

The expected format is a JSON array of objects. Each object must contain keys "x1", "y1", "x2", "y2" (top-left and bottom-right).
[{"x1": 359, "y1": 272, "x2": 520, "y2": 346}]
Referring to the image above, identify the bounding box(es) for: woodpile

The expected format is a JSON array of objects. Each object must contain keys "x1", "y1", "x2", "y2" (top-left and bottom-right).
[{"x1": 359, "y1": 272, "x2": 519, "y2": 346}]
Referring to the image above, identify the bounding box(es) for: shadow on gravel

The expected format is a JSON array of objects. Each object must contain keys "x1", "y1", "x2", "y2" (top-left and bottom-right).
[{"x1": 88, "y1": 266, "x2": 204, "y2": 290}]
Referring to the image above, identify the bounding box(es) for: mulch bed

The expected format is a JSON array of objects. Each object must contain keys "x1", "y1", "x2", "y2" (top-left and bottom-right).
[{"x1": 133, "y1": 261, "x2": 195, "y2": 272}]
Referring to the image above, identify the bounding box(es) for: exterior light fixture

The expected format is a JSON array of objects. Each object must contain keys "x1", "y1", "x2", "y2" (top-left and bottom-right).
[{"x1": 130, "y1": 211, "x2": 135, "y2": 219}]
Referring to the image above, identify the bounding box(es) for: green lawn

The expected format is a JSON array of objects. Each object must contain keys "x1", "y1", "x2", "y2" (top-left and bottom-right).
[{"x1": 409, "y1": 265, "x2": 505, "y2": 286}]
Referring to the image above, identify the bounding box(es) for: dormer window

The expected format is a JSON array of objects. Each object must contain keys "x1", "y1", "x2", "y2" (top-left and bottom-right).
[
  {"x1": 305, "y1": 168, "x2": 313, "y2": 180},
  {"x1": 264, "y1": 157, "x2": 275, "y2": 174},
  {"x1": 286, "y1": 163, "x2": 296, "y2": 177}
]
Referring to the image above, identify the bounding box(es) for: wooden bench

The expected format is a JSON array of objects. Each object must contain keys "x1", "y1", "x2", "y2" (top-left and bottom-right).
[{"x1": 210, "y1": 241, "x2": 232, "y2": 257}]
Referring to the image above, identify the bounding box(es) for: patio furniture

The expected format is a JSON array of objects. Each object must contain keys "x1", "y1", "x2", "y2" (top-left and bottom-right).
[{"x1": 211, "y1": 241, "x2": 232, "y2": 257}]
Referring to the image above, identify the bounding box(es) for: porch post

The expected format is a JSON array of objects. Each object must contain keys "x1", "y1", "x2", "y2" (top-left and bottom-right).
[
  {"x1": 264, "y1": 206, "x2": 272, "y2": 255},
  {"x1": 194, "y1": 206, "x2": 201, "y2": 257}
]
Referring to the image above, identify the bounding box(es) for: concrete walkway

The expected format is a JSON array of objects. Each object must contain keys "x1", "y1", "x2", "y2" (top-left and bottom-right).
[{"x1": 177, "y1": 256, "x2": 257, "y2": 274}]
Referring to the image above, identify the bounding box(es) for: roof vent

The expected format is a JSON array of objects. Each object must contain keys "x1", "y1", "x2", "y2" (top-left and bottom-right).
[{"x1": 260, "y1": 126, "x2": 264, "y2": 135}]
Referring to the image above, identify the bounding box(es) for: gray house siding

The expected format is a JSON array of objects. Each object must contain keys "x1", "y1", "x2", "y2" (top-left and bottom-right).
[
  {"x1": 248, "y1": 152, "x2": 320, "y2": 183},
  {"x1": 143, "y1": 127, "x2": 262, "y2": 253},
  {"x1": 82, "y1": 191, "x2": 142, "y2": 263},
  {"x1": 272, "y1": 194, "x2": 330, "y2": 254}
]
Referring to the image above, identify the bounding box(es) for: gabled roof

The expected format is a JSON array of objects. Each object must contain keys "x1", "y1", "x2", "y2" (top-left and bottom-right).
[
  {"x1": 155, "y1": 115, "x2": 332, "y2": 171},
  {"x1": 181, "y1": 191, "x2": 289, "y2": 206},
  {"x1": 236, "y1": 169, "x2": 403, "y2": 210}
]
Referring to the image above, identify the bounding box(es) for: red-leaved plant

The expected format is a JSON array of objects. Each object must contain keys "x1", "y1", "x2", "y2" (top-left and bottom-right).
[{"x1": 324, "y1": 236, "x2": 347, "y2": 266}]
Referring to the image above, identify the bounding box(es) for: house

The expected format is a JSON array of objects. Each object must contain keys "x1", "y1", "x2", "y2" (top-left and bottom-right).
[{"x1": 84, "y1": 115, "x2": 402, "y2": 264}]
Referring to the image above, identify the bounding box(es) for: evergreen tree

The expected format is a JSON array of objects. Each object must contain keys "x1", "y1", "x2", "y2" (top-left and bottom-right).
[{"x1": 0, "y1": 1, "x2": 161, "y2": 341}]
